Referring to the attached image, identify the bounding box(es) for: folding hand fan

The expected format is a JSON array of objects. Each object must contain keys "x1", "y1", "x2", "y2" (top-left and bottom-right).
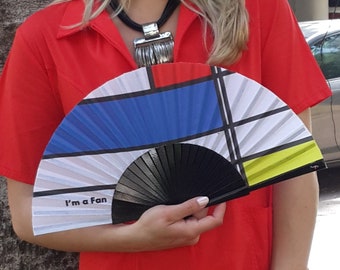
[{"x1": 32, "y1": 62, "x2": 325, "y2": 235}]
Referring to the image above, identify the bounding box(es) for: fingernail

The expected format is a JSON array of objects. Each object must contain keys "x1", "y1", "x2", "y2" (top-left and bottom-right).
[{"x1": 197, "y1": 196, "x2": 209, "y2": 207}]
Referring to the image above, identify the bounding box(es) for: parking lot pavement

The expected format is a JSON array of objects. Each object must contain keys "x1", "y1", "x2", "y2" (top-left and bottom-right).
[{"x1": 308, "y1": 167, "x2": 340, "y2": 270}]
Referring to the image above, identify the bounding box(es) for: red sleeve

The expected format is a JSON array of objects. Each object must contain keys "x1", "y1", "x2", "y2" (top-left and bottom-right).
[
  {"x1": 0, "y1": 27, "x2": 64, "y2": 184},
  {"x1": 258, "y1": 0, "x2": 331, "y2": 113}
]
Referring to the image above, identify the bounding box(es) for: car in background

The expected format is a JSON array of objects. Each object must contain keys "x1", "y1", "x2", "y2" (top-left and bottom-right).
[{"x1": 299, "y1": 19, "x2": 340, "y2": 167}]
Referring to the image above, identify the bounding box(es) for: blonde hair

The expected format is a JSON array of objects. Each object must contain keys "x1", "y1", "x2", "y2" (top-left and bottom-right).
[{"x1": 51, "y1": 0, "x2": 249, "y2": 65}]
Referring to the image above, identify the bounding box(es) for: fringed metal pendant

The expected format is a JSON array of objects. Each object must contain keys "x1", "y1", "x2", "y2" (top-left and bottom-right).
[
  {"x1": 134, "y1": 23, "x2": 174, "y2": 67},
  {"x1": 109, "y1": 0, "x2": 180, "y2": 67}
]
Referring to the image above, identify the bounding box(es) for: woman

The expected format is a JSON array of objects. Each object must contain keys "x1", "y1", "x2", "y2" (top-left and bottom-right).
[{"x1": 0, "y1": 0, "x2": 331, "y2": 269}]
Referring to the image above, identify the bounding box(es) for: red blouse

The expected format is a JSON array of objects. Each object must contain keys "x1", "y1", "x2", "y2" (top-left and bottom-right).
[{"x1": 0, "y1": 0, "x2": 331, "y2": 269}]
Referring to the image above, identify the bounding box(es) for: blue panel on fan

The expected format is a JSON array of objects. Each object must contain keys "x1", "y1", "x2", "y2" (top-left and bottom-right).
[{"x1": 44, "y1": 80, "x2": 224, "y2": 157}]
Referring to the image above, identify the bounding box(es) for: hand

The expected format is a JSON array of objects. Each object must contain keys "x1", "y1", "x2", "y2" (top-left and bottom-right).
[
  {"x1": 6, "y1": 179, "x2": 225, "y2": 253},
  {"x1": 128, "y1": 197, "x2": 226, "y2": 251}
]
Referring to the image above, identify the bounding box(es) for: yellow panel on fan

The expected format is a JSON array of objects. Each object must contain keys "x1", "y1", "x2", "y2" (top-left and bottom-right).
[{"x1": 244, "y1": 140, "x2": 323, "y2": 186}]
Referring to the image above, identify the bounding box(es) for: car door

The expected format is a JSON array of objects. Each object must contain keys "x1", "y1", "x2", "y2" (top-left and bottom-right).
[{"x1": 311, "y1": 31, "x2": 340, "y2": 165}]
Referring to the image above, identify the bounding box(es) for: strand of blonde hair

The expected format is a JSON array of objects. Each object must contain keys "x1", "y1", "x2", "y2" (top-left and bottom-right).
[{"x1": 50, "y1": 0, "x2": 249, "y2": 65}]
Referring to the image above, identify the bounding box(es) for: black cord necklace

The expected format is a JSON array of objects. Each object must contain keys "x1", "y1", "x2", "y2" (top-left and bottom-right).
[
  {"x1": 110, "y1": 0, "x2": 180, "y2": 33},
  {"x1": 110, "y1": 0, "x2": 181, "y2": 67}
]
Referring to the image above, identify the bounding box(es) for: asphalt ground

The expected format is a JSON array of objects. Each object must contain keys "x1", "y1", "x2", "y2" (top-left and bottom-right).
[{"x1": 309, "y1": 167, "x2": 340, "y2": 270}]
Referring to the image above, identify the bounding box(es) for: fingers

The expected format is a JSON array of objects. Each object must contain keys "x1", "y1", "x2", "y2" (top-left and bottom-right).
[
  {"x1": 132, "y1": 199, "x2": 226, "y2": 251},
  {"x1": 183, "y1": 202, "x2": 226, "y2": 234},
  {"x1": 164, "y1": 198, "x2": 226, "y2": 235},
  {"x1": 164, "y1": 196, "x2": 210, "y2": 222},
  {"x1": 192, "y1": 207, "x2": 209, "y2": 220}
]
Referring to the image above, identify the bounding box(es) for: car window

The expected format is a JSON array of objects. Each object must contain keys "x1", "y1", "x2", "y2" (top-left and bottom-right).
[{"x1": 311, "y1": 33, "x2": 340, "y2": 79}]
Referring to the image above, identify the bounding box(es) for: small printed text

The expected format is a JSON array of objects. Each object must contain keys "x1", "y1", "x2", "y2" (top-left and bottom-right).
[{"x1": 65, "y1": 197, "x2": 107, "y2": 207}]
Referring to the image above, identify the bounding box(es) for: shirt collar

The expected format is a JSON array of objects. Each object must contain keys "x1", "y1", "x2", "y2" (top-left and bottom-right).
[
  {"x1": 56, "y1": 0, "x2": 87, "y2": 39},
  {"x1": 56, "y1": 0, "x2": 200, "y2": 67},
  {"x1": 56, "y1": 0, "x2": 199, "y2": 40}
]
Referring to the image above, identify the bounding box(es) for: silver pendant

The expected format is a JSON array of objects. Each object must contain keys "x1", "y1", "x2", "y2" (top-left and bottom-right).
[{"x1": 134, "y1": 23, "x2": 174, "y2": 67}]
